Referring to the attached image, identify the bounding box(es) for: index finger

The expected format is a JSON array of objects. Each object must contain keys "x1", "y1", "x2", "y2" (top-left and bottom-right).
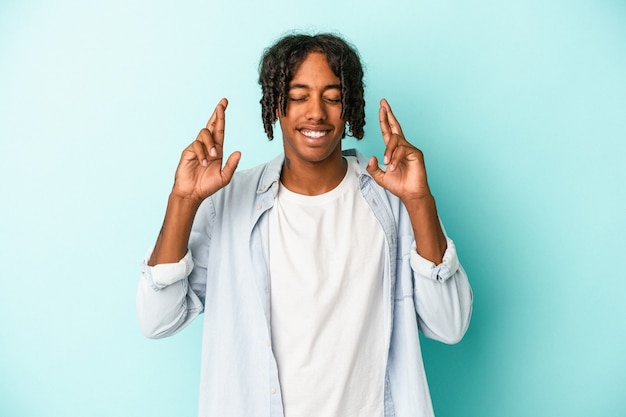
[
  {"x1": 380, "y1": 98, "x2": 405, "y2": 137},
  {"x1": 205, "y1": 97, "x2": 228, "y2": 147},
  {"x1": 379, "y1": 103, "x2": 392, "y2": 145}
]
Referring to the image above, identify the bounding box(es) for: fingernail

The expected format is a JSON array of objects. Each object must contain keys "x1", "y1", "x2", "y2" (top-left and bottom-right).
[
  {"x1": 202, "y1": 159, "x2": 208, "y2": 167},
  {"x1": 389, "y1": 163, "x2": 395, "y2": 171},
  {"x1": 210, "y1": 147, "x2": 217, "y2": 157},
  {"x1": 384, "y1": 155, "x2": 389, "y2": 165}
]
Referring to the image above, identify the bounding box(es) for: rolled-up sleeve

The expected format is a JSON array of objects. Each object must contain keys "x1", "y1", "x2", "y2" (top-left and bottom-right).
[
  {"x1": 411, "y1": 238, "x2": 473, "y2": 344},
  {"x1": 136, "y1": 249, "x2": 203, "y2": 339},
  {"x1": 141, "y1": 249, "x2": 194, "y2": 290}
]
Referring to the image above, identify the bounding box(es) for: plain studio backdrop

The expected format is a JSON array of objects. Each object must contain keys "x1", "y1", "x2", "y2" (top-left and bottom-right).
[{"x1": 1, "y1": 1, "x2": 625, "y2": 416}]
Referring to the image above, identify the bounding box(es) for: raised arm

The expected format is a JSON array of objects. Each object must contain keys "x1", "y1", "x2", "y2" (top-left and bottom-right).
[
  {"x1": 137, "y1": 98, "x2": 241, "y2": 339},
  {"x1": 366, "y1": 99, "x2": 472, "y2": 343}
]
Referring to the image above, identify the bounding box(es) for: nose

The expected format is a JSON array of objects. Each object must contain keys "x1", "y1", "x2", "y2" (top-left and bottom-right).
[{"x1": 305, "y1": 96, "x2": 327, "y2": 121}]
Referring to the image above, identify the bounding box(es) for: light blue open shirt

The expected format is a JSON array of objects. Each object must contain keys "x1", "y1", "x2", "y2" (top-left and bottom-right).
[{"x1": 137, "y1": 149, "x2": 473, "y2": 417}]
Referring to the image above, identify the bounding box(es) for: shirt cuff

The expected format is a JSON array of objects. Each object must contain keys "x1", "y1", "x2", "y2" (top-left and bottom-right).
[
  {"x1": 409, "y1": 238, "x2": 459, "y2": 282},
  {"x1": 140, "y1": 248, "x2": 194, "y2": 290}
]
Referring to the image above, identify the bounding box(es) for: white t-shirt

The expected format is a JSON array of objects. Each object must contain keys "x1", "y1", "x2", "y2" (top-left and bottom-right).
[{"x1": 269, "y1": 156, "x2": 386, "y2": 417}]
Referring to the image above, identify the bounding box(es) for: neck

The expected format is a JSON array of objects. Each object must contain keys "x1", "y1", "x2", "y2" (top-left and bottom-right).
[{"x1": 280, "y1": 154, "x2": 347, "y2": 196}]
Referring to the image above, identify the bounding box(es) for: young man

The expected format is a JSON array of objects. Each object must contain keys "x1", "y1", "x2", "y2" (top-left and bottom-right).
[{"x1": 137, "y1": 33, "x2": 472, "y2": 417}]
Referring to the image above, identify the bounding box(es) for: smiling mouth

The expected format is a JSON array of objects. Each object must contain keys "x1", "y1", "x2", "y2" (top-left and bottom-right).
[{"x1": 299, "y1": 128, "x2": 331, "y2": 139}]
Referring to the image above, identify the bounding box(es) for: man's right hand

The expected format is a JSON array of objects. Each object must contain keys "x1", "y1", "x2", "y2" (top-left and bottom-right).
[
  {"x1": 147, "y1": 99, "x2": 241, "y2": 266},
  {"x1": 172, "y1": 98, "x2": 242, "y2": 202}
]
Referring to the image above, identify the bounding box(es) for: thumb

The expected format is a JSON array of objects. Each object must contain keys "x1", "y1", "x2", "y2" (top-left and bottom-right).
[
  {"x1": 366, "y1": 155, "x2": 386, "y2": 186},
  {"x1": 221, "y1": 151, "x2": 242, "y2": 184}
]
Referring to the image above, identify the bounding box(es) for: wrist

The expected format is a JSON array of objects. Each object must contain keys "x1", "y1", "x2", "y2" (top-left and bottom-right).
[
  {"x1": 167, "y1": 192, "x2": 204, "y2": 212},
  {"x1": 401, "y1": 191, "x2": 435, "y2": 212},
  {"x1": 402, "y1": 193, "x2": 447, "y2": 264}
]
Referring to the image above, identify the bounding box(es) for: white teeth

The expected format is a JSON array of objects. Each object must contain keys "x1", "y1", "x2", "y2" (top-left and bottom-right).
[{"x1": 301, "y1": 129, "x2": 327, "y2": 138}]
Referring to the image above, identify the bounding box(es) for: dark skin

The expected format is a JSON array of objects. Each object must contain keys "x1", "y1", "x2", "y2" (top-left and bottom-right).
[
  {"x1": 149, "y1": 53, "x2": 446, "y2": 267},
  {"x1": 367, "y1": 98, "x2": 447, "y2": 263},
  {"x1": 148, "y1": 98, "x2": 240, "y2": 266},
  {"x1": 275, "y1": 52, "x2": 348, "y2": 196}
]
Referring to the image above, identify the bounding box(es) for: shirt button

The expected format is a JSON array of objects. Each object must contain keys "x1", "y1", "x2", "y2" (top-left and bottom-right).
[
  {"x1": 266, "y1": 340, "x2": 271, "y2": 347},
  {"x1": 260, "y1": 185, "x2": 266, "y2": 191},
  {"x1": 271, "y1": 387, "x2": 277, "y2": 394},
  {"x1": 256, "y1": 204, "x2": 262, "y2": 211}
]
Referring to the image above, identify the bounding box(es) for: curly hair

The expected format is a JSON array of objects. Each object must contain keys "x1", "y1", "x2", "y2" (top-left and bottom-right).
[{"x1": 258, "y1": 33, "x2": 365, "y2": 140}]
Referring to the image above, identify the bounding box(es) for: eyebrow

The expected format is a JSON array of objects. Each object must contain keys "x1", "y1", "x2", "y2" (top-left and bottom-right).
[{"x1": 289, "y1": 83, "x2": 341, "y2": 91}]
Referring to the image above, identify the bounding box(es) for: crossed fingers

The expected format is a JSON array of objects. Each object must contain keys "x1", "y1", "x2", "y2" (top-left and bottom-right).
[
  {"x1": 380, "y1": 98, "x2": 408, "y2": 171},
  {"x1": 188, "y1": 98, "x2": 228, "y2": 166}
]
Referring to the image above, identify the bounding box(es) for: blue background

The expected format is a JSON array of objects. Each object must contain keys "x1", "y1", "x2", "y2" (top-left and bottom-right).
[{"x1": 1, "y1": 0, "x2": 625, "y2": 416}]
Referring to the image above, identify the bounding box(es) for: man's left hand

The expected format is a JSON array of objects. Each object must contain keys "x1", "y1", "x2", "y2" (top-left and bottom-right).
[{"x1": 366, "y1": 98, "x2": 432, "y2": 204}]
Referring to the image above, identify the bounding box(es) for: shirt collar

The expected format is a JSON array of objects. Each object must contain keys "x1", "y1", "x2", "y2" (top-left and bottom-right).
[{"x1": 255, "y1": 148, "x2": 374, "y2": 195}]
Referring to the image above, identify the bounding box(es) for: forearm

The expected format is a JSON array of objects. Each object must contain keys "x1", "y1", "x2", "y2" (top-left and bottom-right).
[
  {"x1": 139, "y1": 196, "x2": 208, "y2": 338},
  {"x1": 403, "y1": 194, "x2": 447, "y2": 264},
  {"x1": 148, "y1": 194, "x2": 203, "y2": 266}
]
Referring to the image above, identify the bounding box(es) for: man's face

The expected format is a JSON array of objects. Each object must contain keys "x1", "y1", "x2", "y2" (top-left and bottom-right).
[{"x1": 278, "y1": 52, "x2": 346, "y2": 166}]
